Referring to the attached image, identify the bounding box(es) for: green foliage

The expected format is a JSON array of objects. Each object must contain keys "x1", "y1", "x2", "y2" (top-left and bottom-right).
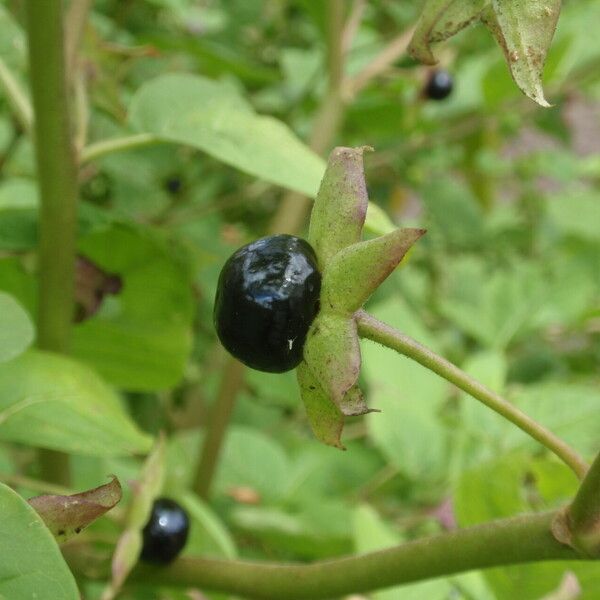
[
  {"x1": 0, "y1": 482, "x2": 79, "y2": 600},
  {"x1": 0, "y1": 291, "x2": 34, "y2": 362},
  {"x1": 0, "y1": 350, "x2": 152, "y2": 456},
  {"x1": 0, "y1": 0, "x2": 599, "y2": 598}
]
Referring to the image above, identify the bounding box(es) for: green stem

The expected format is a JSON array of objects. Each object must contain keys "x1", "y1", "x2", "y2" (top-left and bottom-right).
[
  {"x1": 269, "y1": 0, "x2": 346, "y2": 235},
  {"x1": 80, "y1": 133, "x2": 161, "y2": 163},
  {"x1": 193, "y1": 357, "x2": 245, "y2": 498},
  {"x1": 356, "y1": 311, "x2": 589, "y2": 480},
  {"x1": 192, "y1": 0, "x2": 348, "y2": 500},
  {"x1": 568, "y1": 452, "x2": 600, "y2": 555},
  {"x1": 0, "y1": 56, "x2": 33, "y2": 132},
  {"x1": 26, "y1": 0, "x2": 78, "y2": 486},
  {"x1": 64, "y1": 510, "x2": 588, "y2": 599}
]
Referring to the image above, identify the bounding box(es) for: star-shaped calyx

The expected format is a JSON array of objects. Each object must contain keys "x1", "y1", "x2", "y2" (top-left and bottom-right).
[{"x1": 297, "y1": 146, "x2": 425, "y2": 449}]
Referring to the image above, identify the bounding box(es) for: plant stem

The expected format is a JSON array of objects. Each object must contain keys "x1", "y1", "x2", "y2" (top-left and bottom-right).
[
  {"x1": 64, "y1": 0, "x2": 93, "y2": 76},
  {"x1": 191, "y1": 0, "x2": 348, "y2": 499},
  {"x1": 346, "y1": 27, "x2": 415, "y2": 98},
  {"x1": 269, "y1": 0, "x2": 346, "y2": 235},
  {"x1": 568, "y1": 452, "x2": 600, "y2": 555},
  {"x1": 0, "y1": 56, "x2": 33, "y2": 132},
  {"x1": 355, "y1": 311, "x2": 589, "y2": 480},
  {"x1": 64, "y1": 510, "x2": 588, "y2": 599},
  {"x1": 80, "y1": 133, "x2": 161, "y2": 163},
  {"x1": 26, "y1": 0, "x2": 78, "y2": 486},
  {"x1": 193, "y1": 357, "x2": 245, "y2": 498}
]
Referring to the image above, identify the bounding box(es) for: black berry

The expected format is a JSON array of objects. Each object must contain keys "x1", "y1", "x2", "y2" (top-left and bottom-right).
[
  {"x1": 214, "y1": 234, "x2": 321, "y2": 373},
  {"x1": 164, "y1": 176, "x2": 183, "y2": 195},
  {"x1": 424, "y1": 70, "x2": 454, "y2": 101},
  {"x1": 140, "y1": 498, "x2": 189, "y2": 565}
]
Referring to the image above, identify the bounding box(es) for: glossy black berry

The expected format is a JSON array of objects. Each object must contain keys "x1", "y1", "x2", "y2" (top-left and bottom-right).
[
  {"x1": 140, "y1": 498, "x2": 189, "y2": 565},
  {"x1": 424, "y1": 70, "x2": 454, "y2": 101},
  {"x1": 214, "y1": 234, "x2": 321, "y2": 373}
]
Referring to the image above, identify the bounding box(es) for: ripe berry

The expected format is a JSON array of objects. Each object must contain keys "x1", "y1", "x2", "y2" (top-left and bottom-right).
[
  {"x1": 214, "y1": 234, "x2": 321, "y2": 373},
  {"x1": 424, "y1": 70, "x2": 454, "y2": 101},
  {"x1": 140, "y1": 498, "x2": 189, "y2": 565}
]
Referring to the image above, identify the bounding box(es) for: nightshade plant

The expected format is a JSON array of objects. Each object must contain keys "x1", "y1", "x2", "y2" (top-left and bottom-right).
[{"x1": 0, "y1": 1, "x2": 599, "y2": 600}]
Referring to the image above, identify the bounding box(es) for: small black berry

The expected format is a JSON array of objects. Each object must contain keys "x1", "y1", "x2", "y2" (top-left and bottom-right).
[
  {"x1": 164, "y1": 176, "x2": 183, "y2": 195},
  {"x1": 214, "y1": 234, "x2": 321, "y2": 373},
  {"x1": 424, "y1": 70, "x2": 454, "y2": 101},
  {"x1": 140, "y1": 498, "x2": 189, "y2": 565}
]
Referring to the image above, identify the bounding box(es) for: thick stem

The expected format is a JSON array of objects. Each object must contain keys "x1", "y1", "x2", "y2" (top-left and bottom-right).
[
  {"x1": 65, "y1": 510, "x2": 587, "y2": 599},
  {"x1": 26, "y1": 0, "x2": 78, "y2": 485},
  {"x1": 568, "y1": 452, "x2": 600, "y2": 555},
  {"x1": 193, "y1": 357, "x2": 245, "y2": 498},
  {"x1": 356, "y1": 311, "x2": 588, "y2": 480}
]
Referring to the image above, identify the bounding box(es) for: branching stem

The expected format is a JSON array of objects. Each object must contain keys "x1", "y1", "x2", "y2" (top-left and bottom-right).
[
  {"x1": 356, "y1": 311, "x2": 589, "y2": 480},
  {"x1": 64, "y1": 510, "x2": 588, "y2": 599}
]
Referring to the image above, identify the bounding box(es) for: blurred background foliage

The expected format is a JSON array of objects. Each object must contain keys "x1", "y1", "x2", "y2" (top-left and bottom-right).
[{"x1": 0, "y1": 1, "x2": 599, "y2": 598}]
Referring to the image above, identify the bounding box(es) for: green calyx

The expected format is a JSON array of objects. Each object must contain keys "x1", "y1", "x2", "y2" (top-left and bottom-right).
[{"x1": 297, "y1": 147, "x2": 425, "y2": 448}]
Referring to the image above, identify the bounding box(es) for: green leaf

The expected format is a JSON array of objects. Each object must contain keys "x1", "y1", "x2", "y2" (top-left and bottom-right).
[
  {"x1": 322, "y1": 228, "x2": 425, "y2": 314},
  {"x1": 128, "y1": 73, "x2": 324, "y2": 197},
  {"x1": 303, "y1": 314, "x2": 367, "y2": 415},
  {"x1": 308, "y1": 146, "x2": 370, "y2": 268},
  {"x1": 28, "y1": 476, "x2": 122, "y2": 544},
  {"x1": 297, "y1": 361, "x2": 345, "y2": 449},
  {"x1": 0, "y1": 291, "x2": 34, "y2": 362},
  {"x1": 73, "y1": 224, "x2": 194, "y2": 391},
  {"x1": 483, "y1": 0, "x2": 561, "y2": 106},
  {"x1": 0, "y1": 350, "x2": 153, "y2": 456},
  {"x1": 0, "y1": 482, "x2": 79, "y2": 600},
  {"x1": 409, "y1": 0, "x2": 488, "y2": 64},
  {"x1": 215, "y1": 426, "x2": 290, "y2": 501}
]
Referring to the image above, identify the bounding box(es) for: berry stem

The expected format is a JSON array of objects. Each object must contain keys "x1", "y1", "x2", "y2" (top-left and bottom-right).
[
  {"x1": 25, "y1": 0, "x2": 79, "y2": 486},
  {"x1": 64, "y1": 509, "x2": 589, "y2": 599},
  {"x1": 355, "y1": 310, "x2": 589, "y2": 480}
]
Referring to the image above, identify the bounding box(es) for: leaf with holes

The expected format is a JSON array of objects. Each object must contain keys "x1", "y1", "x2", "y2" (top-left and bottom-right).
[{"x1": 28, "y1": 476, "x2": 122, "y2": 544}]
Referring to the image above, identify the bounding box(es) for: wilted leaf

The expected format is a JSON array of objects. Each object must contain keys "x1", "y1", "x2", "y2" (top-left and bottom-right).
[
  {"x1": 28, "y1": 476, "x2": 122, "y2": 544},
  {"x1": 482, "y1": 0, "x2": 561, "y2": 106}
]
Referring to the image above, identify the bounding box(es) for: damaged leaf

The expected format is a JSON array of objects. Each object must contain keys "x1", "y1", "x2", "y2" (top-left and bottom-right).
[
  {"x1": 28, "y1": 476, "x2": 122, "y2": 544},
  {"x1": 483, "y1": 0, "x2": 561, "y2": 107},
  {"x1": 409, "y1": 0, "x2": 488, "y2": 64}
]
